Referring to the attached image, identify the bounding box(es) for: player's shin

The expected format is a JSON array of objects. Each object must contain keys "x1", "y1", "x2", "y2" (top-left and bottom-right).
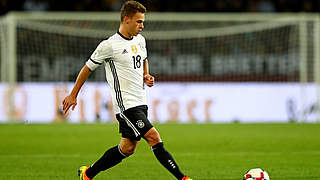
[
  {"x1": 152, "y1": 142, "x2": 185, "y2": 180},
  {"x1": 85, "y1": 145, "x2": 128, "y2": 178}
]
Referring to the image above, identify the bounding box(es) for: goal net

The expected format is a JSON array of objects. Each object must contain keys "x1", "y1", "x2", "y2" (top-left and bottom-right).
[
  {"x1": 0, "y1": 12, "x2": 319, "y2": 122},
  {"x1": 0, "y1": 13, "x2": 318, "y2": 82}
]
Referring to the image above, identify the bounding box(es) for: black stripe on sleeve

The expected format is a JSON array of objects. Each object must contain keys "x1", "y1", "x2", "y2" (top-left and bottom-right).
[{"x1": 90, "y1": 58, "x2": 102, "y2": 65}]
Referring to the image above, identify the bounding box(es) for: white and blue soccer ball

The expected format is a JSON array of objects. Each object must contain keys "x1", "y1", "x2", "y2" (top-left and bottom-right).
[{"x1": 243, "y1": 168, "x2": 270, "y2": 180}]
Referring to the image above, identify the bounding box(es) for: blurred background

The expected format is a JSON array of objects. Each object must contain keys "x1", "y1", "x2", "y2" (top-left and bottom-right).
[
  {"x1": 0, "y1": 0, "x2": 320, "y2": 14},
  {"x1": 0, "y1": 0, "x2": 319, "y2": 124}
]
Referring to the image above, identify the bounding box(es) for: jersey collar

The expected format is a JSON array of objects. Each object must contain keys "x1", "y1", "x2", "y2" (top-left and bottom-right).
[{"x1": 117, "y1": 31, "x2": 133, "y2": 41}]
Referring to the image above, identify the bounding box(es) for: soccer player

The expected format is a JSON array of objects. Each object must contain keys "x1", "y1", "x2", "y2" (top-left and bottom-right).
[{"x1": 62, "y1": 1, "x2": 192, "y2": 180}]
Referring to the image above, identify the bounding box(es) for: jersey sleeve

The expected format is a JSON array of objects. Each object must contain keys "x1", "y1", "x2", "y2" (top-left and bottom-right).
[
  {"x1": 86, "y1": 40, "x2": 112, "y2": 71},
  {"x1": 142, "y1": 36, "x2": 148, "y2": 61}
]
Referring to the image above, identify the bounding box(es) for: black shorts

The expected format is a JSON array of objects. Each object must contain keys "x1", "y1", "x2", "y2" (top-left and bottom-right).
[{"x1": 115, "y1": 105, "x2": 153, "y2": 141}]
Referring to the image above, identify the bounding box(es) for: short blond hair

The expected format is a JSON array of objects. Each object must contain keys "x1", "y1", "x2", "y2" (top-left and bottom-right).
[{"x1": 120, "y1": 1, "x2": 146, "y2": 22}]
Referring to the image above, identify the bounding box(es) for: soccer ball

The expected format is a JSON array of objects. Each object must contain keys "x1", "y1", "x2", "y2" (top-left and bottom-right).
[{"x1": 243, "y1": 168, "x2": 270, "y2": 180}]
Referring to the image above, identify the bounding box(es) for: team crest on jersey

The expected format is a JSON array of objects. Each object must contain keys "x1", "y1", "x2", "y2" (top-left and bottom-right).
[
  {"x1": 136, "y1": 120, "x2": 145, "y2": 128},
  {"x1": 131, "y1": 45, "x2": 138, "y2": 54},
  {"x1": 138, "y1": 43, "x2": 145, "y2": 51}
]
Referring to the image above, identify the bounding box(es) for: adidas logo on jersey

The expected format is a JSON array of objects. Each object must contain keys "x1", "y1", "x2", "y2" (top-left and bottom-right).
[{"x1": 122, "y1": 49, "x2": 128, "y2": 54}]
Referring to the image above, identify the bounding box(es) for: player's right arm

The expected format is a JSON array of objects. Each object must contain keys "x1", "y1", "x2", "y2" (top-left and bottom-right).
[
  {"x1": 62, "y1": 40, "x2": 112, "y2": 114},
  {"x1": 62, "y1": 65, "x2": 91, "y2": 114}
]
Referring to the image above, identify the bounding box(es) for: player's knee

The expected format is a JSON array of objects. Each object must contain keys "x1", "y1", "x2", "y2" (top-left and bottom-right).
[
  {"x1": 144, "y1": 129, "x2": 162, "y2": 147},
  {"x1": 149, "y1": 134, "x2": 161, "y2": 145},
  {"x1": 121, "y1": 145, "x2": 136, "y2": 156},
  {"x1": 123, "y1": 149, "x2": 135, "y2": 156}
]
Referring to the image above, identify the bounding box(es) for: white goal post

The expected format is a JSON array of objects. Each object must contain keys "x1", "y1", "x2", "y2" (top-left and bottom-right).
[{"x1": 0, "y1": 12, "x2": 319, "y2": 122}]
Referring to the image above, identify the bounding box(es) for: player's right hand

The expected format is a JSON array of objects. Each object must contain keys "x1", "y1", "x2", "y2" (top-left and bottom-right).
[{"x1": 62, "y1": 95, "x2": 77, "y2": 114}]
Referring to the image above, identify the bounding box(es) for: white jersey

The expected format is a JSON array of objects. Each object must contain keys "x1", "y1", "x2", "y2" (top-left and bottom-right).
[{"x1": 86, "y1": 32, "x2": 148, "y2": 114}]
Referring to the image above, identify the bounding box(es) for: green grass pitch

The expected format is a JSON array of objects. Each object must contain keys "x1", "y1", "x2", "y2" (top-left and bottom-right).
[{"x1": 0, "y1": 123, "x2": 320, "y2": 180}]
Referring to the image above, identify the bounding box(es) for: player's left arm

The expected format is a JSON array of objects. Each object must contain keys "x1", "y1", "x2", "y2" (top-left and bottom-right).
[{"x1": 143, "y1": 59, "x2": 154, "y2": 87}]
